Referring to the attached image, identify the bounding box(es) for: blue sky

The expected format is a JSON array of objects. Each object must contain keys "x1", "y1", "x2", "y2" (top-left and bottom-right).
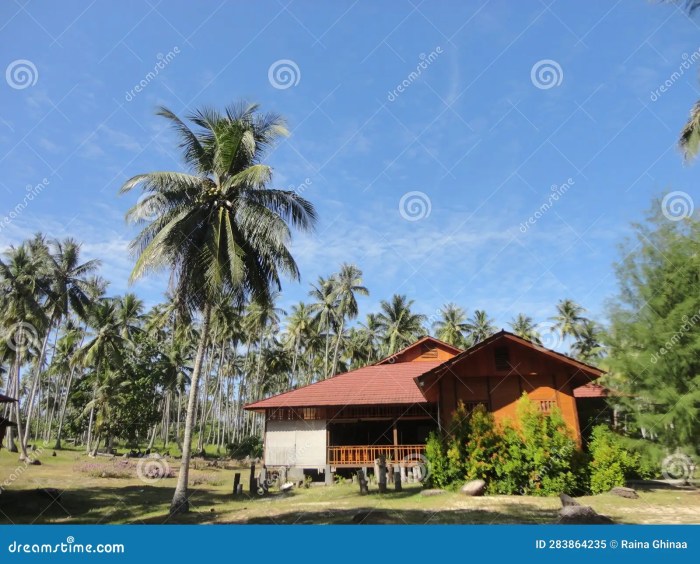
[{"x1": 1, "y1": 0, "x2": 699, "y2": 334}]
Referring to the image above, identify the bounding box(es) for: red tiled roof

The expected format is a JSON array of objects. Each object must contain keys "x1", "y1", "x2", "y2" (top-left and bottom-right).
[
  {"x1": 573, "y1": 382, "x2": 610, "y2": 398},
  {"x1": 245, "y1": 361, "x2": 442, "y2": 411}
]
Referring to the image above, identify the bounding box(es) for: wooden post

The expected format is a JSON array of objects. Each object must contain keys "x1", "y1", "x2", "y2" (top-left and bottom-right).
[
  {"x1": 249, "y1": 463, "x2": 256, "y2": 493},
  {"x1": 378, "y1": 455, "x2": 387, "y2": 493},
  {"x1": 394, "y1": 465, "x2": 402, "y2": 491},
  {"x1": 236, "y1": 484, "x2": 243, "y2": 495},
  {"x1": 259, "y1": 467, "x2": 268, "y2": 493},
  {"x1": 233, "y1": 472, "x2": 241, "y2": 495},
  {"x1": 392, "y1": 422, "x2": 399, "y2": 465},
  {"x1": 358, "y1": 469, "x2": 369, "y2": 495},
  {"x1": 373, "y1": 459, "x2": 380, "y2": 484}
]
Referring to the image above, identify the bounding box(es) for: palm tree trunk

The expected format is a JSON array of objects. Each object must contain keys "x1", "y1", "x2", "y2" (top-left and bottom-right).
[
  {"x1": 54, "y1": 363, "x2": 77, "y2": 449},
  {"x1": 330, "y1": 317, "x2": 345, "y2": 377},
  {"x1": 170, "y1": 303, "x2": 212, "y2": 515},
  {"x1": 13, "y1": 348, "x2": 31, "y2": 460},
  {"x1": 22, "y1": 318, "x2": 54, "y2": 448}
]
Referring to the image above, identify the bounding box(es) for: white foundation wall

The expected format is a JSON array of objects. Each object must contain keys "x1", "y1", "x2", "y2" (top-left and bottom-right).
[{"x1": 264, "y1": 419, "x2": 327, "y2": 467}]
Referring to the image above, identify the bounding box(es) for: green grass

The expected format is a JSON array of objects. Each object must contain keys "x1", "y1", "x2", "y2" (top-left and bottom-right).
[{"x1": 1, "y1": 448, "x2": 698, "y2": 524}]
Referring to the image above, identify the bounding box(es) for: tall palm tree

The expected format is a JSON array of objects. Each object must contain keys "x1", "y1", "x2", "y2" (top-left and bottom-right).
[
  {"x1": 432, "y1": 303, "x2": 469, "y2": 348},
  {"x1": 309, "y1": 277, "x2": 339, "y2": 379},
  {"x1": 23, "y1": 238, "x2": 99, "y2": 446},
  {"x1": 120, "y1": 102, "x2": 316, "y2": 514},
  {"x1": 551, "y1": 299, "x2": 586, "y2": 340},
  {"x1": 508, "y1": 313, "x2": 542, "y2": 344},
  {"x1": 466, "y1": 309, "x2": 497, "y2": 344},
  {"x1": 76, "y1": 299, "x2": 129, "y2": 454},
  {"x1": 570, "y1": 320, "x2": 604, "y2": 363},
  {"x1": 329, "y1": 264, "x2": 369, "y2": 375},
  {"x1": 376, "y1": 294, "x2": 427, "y2": 355},
  {"x1": 284, "y1": 302, "x2": 313, "y2": 387},
  {"x1": 0, "y1": 244, "x2": 48, "y2": 459}
]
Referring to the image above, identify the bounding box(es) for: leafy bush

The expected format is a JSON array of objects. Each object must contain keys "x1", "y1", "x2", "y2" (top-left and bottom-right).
[
  {"x1": 462, "y1": 405, "x2": 501, "y2": 483},
  {"x1": 424, "y1": 431, "x2": 450, "y2": 488},
  {"x1": 588, "y1": 424, "x2": 640, "y2": 493},
  {"x1": 227, "y1": 435, "x2": 263, "y2": 459}
]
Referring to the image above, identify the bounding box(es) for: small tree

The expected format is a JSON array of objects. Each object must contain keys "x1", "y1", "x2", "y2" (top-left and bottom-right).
[{"x1": 588, "y1": 424, "x2": 640, "y2": 494}]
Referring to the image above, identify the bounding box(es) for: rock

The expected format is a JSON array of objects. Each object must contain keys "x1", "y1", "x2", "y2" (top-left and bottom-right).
[
  {"x1": 149, "y1": 453, "x2": 162, "y2": 459},
  {"x1": 461, "y1": 479, "x2": 486, "y2": 496},
  {"x1": 609, "y1": 486, "x2": 638, "y2": 499},
  {"x1": 51, "y1": 451, "x2": 56, "y2": 457},
  {"x1": 558, "y1": 505, "x2": 614, "y2": 525},
  {"x1": 559, "y1": 493, "x2": 580, "y2": 507},
  {"x1": 280, "y1": 482, "x2": 294, "y2": 493},
  {"x1": 28, "y1": 459, "x2": 41, "y2": 466},
  {"x1": 421, "y1": 488, "x2": 445, "y2": 496}
]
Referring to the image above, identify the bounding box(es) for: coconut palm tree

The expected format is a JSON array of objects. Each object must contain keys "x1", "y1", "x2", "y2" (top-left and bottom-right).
[
  {"x1": 284, "y1": 302, "x2": 314, "y2": 387},
  {"x1": 570, "y1": 320, "x2": 604, "y2": 363},
  {"x1": 376, "y1": 294, "x2": 427, "y2": 355},
  {"x1": 329, "y1": 264, "x2": 369, "y2": 375},
  {"x1": 120, "y1": 102, "x2": 316, "y2": 514},
  {"x1": 309, "y1": 277, "x2": 340, "y2": 379},
  {"x1": 432, "y1": 303, "x2": 469, "y2": 348},
  {"x1": 466, "y1": 309, "x2": 496, "y2": 344},
  {"x1": 23, "y1": 239, "x2": 100, "y2": 446},
  {"x1": 551, "y1": 299, "x2": 586, "y2": 340},
  {"x1": 76, "y1": 298, "x2": 130, "y2": 454},
  {"x1": 0, "y1": 244, "x2": 48, "y2": 459},
  {"x1": 508, "y1": 313, "x2": 542, "y2": 344}
]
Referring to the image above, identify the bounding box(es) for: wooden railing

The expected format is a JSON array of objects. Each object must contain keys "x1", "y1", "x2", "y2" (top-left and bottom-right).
[{"x1": 327, "y1": 445, "x2": 426, "y2": 466}]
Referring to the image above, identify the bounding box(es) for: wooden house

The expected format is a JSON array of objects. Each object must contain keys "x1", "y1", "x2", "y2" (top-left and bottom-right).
[{"x1": 245, "y1": 331, "x2": 604, "y2": 475}]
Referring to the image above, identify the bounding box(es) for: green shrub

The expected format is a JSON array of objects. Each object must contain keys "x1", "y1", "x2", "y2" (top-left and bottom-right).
[
  {"x1": 462, "y1": 405, "x2": 501, "y2": 483},
  {"x1": 424, "y1": 431, "x2": 450, "y2": 488},
  {"x1": 227, "y1": 435, "x2": 263, "y2": 459},
  {"x1": 588, "y1": 424, "x2": 640, "y2": 493}
]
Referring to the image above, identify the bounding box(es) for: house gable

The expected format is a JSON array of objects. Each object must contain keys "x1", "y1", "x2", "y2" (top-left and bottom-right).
[{"x1": 375, "y1": 335, "x2": 463, "y2": 364}]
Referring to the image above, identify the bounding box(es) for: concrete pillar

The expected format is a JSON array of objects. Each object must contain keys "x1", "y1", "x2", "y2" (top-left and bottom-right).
[
  {"x1": 394, "y1": 465, "x2": 402, "y2": 491},
  {"x1": 324, "y1": 464, "x2": 333, "y2": 485}
]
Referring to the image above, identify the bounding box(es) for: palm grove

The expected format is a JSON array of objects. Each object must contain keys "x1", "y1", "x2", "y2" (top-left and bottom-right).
[{"x1": 1, "y1": 102, "x2": 698, "y2": 514}]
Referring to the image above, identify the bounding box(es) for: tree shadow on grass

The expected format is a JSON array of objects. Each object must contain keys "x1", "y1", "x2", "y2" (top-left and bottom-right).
[
  {"x1": 240, "y1": 504, "x2": 560, "y2": 524},
  {"x1": 0, "y1": 485, "x2": 561, "y2": 525},
  {"x1": 0, "y1": 485, "x2": 232, "y2": 524}
]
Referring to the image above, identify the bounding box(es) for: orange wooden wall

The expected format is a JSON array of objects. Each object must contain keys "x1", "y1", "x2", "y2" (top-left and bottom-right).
[{"x1": 433, "y1": 341, "x2": 583, "y2": 443}]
